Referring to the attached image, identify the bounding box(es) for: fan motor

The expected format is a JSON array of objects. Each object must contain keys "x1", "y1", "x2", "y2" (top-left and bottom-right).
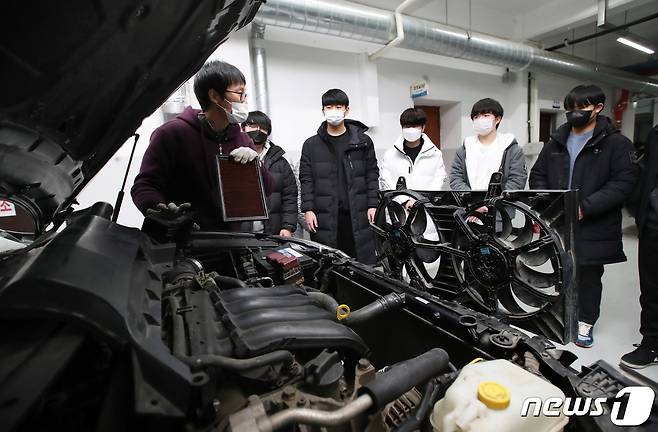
[{"x1": 465, "y1": 242, "x2": 510, "y2": 287}]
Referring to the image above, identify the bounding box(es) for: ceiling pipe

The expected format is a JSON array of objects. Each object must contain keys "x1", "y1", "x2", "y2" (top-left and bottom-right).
[
  {"x1": 253, "y1": 0, "x2": 658, "y2": 96},
  {"x1": 369, "y1": 0, "x2": 418, "y2": 61},
  {"x1": 249, "y1": 22, "x2": 271, "y2": 114},
  {"x1": 597, "y1": 0, "x2": 609, "y2": 28}
]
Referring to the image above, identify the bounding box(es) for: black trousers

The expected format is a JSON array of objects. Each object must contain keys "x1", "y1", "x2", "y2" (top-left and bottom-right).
[
  {"x1": 639, "y1": 226, "x2": 658, "y2": 349},
  {"x1": 337, "y1": 211, "x2": 357, "y2": 259},
  {"x1": 578, "y1": 264, "x2": 605, "y2": 325}
]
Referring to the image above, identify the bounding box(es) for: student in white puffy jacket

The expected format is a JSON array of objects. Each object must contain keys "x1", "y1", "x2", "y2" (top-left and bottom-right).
[{"x1": 380, "y1": 108, "x2": 447, "y2": 208}]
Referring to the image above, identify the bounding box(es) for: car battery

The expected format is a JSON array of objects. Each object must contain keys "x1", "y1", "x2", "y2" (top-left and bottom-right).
[
  {"x1": 257, "y1": 246, "x2": 310, "y2": 285},
  {"x1": 253, "y1": 254, "x2": 278, "y2": 281}
]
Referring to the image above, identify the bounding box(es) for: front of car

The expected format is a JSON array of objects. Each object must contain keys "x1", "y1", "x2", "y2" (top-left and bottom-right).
[{"x1": 0, "y1": 1, "x2": 655, "y2": 431}]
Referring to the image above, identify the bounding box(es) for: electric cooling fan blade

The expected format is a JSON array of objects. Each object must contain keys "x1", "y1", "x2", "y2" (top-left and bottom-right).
[
  {"x1": 407, "y1": 205, "x2": 439, "y2": 264},
  {"x1": 408, "y1": 205, "x2": 427, "y2": 235},
  {"x1": 386, "y1": 200, "x2": 407, "y2": 226},
  {"x1": 497, "y1": 285, "x2": 535, "y2": 315},
  {"x1": 510, "y1": 211, "x2": 535, "y2": 248},
  {"x1": 372, "y1": 191, "x2": 445, "y2": 289},
  {"x1": 372, "y1": 194, "x2": 417, "y2": 279},
  {"x1": 494, "y1": 202, "x2": 514, "y2": 240},
  {"x1": 494, "y1": 203, "x2": 534, "y2": 247},
  {"x1": 516, "y1": 260, "x2": 557, "y2": 289},
  {"x1": 518, "y1": 245, "x2": 553, "y2": 267}
]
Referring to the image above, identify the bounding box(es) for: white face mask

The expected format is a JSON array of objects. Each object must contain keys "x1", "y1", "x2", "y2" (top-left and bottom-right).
[
  {"x1": 402, "y1": 127, "x2": 422, "y2": 142},
  {"x1": 324, "y1": 109, "x2": 345, "y2": 126},
  {"x1": 218, "y1": 101, "x2": 249, "y2": 124},
  {"x1": 473, "y1": 117, "x2": 495, "y2": 136}
]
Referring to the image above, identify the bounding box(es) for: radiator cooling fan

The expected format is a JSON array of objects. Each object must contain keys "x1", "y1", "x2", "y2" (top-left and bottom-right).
[
  {"x1": 372, "y1": 190, "x2": 448, "y2": 290},
  {"x1": 451, "y1": 199, "x2": 565, "y2": 318},
  {"x1": 372, "y1": 192, "x2": 568, "y2": 319}
]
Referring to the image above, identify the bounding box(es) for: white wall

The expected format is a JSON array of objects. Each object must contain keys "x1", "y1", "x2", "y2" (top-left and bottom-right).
[
  {"x1": 536, "y1": 72, "x2": 616, "y2": 118},
  {"x1": 77, "y1": 25, "x2": 624, "y2": 229},
  {"x1": 374, "y1": 57, "x2": 527, "y2": 167}
]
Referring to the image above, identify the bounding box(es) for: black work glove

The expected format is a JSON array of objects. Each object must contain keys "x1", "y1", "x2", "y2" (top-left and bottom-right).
[{"x1": 146, "y1": 202, "x2": 191, "y2": 218}]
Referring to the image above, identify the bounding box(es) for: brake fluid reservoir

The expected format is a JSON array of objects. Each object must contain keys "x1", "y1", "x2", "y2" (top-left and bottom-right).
[{"x1": 430, "y1": 359, "x2": 568, "y2": 432}]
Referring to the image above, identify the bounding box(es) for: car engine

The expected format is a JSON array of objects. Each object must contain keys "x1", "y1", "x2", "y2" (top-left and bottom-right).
[{"x1": 0, "y1": 196, "x2": 655, "y2": 431}]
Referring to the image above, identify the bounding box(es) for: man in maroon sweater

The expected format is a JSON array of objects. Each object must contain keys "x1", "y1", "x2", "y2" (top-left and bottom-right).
[{"x1": 131, "y1": 61, "x2": 271, "y2": 230}]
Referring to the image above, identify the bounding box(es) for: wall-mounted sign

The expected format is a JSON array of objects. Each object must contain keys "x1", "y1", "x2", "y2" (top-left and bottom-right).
[
  {"x1": 552, "y1": 99, "x2": 561, "y2": 109},
  {"x1": 410, "y1": 81, "x2": 429, "y2": 99}
]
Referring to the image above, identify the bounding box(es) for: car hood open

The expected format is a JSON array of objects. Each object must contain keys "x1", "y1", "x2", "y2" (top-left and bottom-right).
[{"x1": 0, "y1": 0, "x2": 262, "y2": 228}]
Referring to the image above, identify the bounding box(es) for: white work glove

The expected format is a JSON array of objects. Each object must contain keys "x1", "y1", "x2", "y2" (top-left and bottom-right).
[{"x1": 230, "y1": 146, "x2": 259, "y2": 164}]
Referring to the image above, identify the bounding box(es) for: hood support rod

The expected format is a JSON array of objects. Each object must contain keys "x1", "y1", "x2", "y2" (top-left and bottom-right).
[{"x1": 112, "y1": 133, "x2": 139, "y2": 223}]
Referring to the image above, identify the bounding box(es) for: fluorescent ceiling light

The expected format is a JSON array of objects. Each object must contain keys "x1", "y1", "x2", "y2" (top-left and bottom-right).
[{"x1": 616, "y1": 37, "x2": 655, "y2": 54}]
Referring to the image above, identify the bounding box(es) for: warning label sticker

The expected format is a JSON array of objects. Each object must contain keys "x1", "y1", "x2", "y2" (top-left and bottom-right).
[{"x1": 0, "y1": 201, "x2": 16, "y2": 218}]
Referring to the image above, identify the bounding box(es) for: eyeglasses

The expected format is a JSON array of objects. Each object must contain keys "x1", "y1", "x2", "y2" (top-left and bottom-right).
[{"x1": 226, "y1": 90, "x2": 248, "y2": 102}]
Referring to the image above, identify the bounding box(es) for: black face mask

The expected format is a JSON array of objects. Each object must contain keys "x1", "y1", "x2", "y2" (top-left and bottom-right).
[
  {"x1": 566, "y1": 109, "x2": 596, "y2": 128},
  {"x1": 246, "y1": 130, "x2": 268, "y2": 144}
]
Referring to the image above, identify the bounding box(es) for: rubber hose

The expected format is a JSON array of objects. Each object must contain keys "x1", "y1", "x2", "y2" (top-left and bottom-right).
[
  {"x1": 183, "y1": 350, "x2": 294, "y2": 372},
  {"x1": 343, "y1": 293, "x2": 405, "y2": 325},
  {"x1": 308, "y1": 291, "x2": 339, "y2": 313},
  {"x1": 213, "y1": 274, "x2": 249, "y2": 289},
  {"x1": 394, "y1": 370, "x2": 460, "y2": 432},
  {"x1": 358, "y1": 348, "x2": 450, "y2": 412}
]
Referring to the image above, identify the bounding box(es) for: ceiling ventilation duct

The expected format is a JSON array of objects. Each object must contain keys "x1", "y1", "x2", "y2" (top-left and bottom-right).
[{"x1": 253, "y1": 0, "x2": 658, "y2": 96}]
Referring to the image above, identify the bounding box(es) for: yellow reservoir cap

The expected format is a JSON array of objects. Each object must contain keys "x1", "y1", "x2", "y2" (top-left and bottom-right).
[
  {"x1": 477, "y1": 381, "x2": 510, "y2": 410},
  {"x1": 336, "y1": 304, "x2": 351, "y2": 321}
]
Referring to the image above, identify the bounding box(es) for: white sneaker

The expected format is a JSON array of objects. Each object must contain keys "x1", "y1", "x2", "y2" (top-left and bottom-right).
[{"x1": 576, "y1": 321, "x2": 593, "y2": 348}]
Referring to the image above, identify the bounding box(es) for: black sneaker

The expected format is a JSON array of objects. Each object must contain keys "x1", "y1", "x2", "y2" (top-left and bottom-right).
[{"x1": 620, "y1": 344, "x2": 658, "y2": 369}]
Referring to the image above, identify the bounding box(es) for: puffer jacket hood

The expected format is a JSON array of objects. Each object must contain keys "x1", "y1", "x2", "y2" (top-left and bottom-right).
[
  {"x1": 392, "y1": 133, "x2": 438, "y2": 154},
  {"x1": 317, "y1": 119, "x2": 369, "y2": 143},
  {"x1": 463, "y1": 131, "x2": 517, "y2": 150},
  {"x1": 550, "y1": 115, "x2": 619, "y2": 148}
]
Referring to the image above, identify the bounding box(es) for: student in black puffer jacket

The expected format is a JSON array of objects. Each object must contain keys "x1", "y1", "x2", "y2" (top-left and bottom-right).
[
  {"x1": 530, "y1": 85, "x2": 638, "y2": 348},
  {"x1": 243, "y1": 111, "x2": 298, "y2": 236},
  {"x1": 299, "y1": 89, "x2": 379, "y2": 264}
]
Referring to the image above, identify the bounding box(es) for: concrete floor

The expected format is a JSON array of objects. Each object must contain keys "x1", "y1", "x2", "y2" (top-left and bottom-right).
[{"x1": 552, "y1": 222, "x2": 658, "y2": 384}]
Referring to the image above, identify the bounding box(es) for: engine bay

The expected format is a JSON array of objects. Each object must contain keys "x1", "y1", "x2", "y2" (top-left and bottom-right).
[{"x1": 1, "y1": 196, "x2": 654, "y2": 431}]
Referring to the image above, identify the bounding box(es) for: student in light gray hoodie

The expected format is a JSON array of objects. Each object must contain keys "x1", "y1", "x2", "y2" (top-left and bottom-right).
[{"x1": 450, "y1": 98, "x2": 527, "y2": 191}]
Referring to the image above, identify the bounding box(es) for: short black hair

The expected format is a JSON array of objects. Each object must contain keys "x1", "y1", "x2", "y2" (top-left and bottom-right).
[
  {"x1": 193, "y1": 60, "x2": 246, "y2": 110},
  {"x1": 400, "y1": 108, "x2": 427, "y2": 127},
  {"x1": 244, "y1": 110, "x2": 272, "y2": 135},
  {"x1": 322, "y1": 89, "x2": 349, "y2": 108},
  {"x1": 563, "y1": 85, "x2": 606, "y2": 110},
  {"x1": 470, "y1": 98, "x2": 504, "y2": 119}
]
